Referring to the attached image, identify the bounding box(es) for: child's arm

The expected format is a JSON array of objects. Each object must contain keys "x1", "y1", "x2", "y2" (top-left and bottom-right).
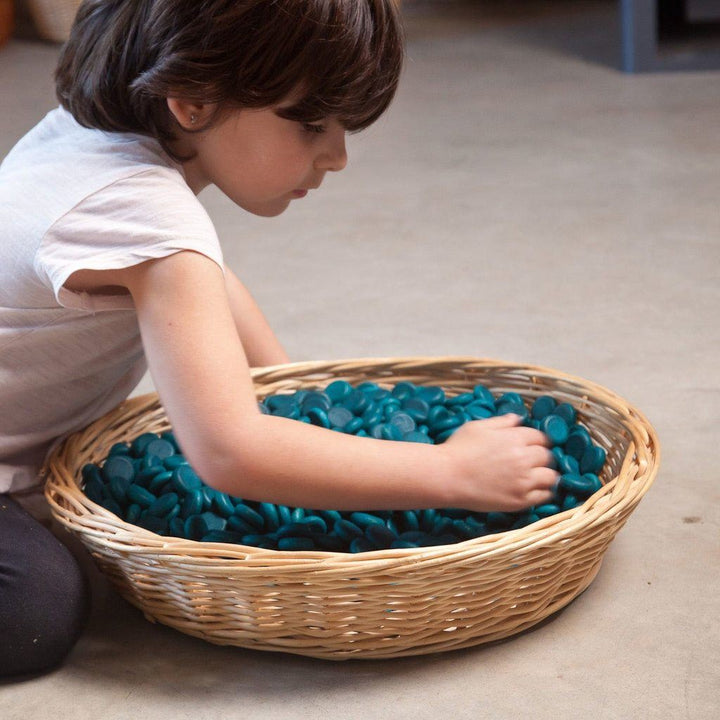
[
  {"x1": 82, "y1": 251, "x2": 557, "y2": 512},
  {"x1": 222, "y1": 264, "x2": 290, "y2": 367}
]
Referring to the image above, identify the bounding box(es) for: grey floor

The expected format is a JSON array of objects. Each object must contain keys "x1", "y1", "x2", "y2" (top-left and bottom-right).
[{"x1": 2, "y1": 1, "x2": 719, "y2": 718}]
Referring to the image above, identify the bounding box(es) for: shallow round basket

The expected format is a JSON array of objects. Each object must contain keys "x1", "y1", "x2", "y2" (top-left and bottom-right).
[{"x1": 44, "y1": 357, "x2": 660, "y2": 660}]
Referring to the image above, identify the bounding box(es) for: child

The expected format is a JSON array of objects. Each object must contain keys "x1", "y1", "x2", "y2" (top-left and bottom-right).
[{"x1": 0, "y1": 0, "x2": 557, "y2": 677}]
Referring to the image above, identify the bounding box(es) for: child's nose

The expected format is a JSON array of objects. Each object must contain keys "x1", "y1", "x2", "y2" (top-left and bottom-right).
[{"x1": 315, "y1": 126, "x2": 348, "y2": 173}]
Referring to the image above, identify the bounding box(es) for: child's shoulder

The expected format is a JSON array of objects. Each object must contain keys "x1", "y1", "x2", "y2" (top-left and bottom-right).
[
  {"x1": 1, "y1": 106, "x2": 195, "y2": 230},
  {"x1": 2, "y1": 106, "x2": 180, "y2": 185}
]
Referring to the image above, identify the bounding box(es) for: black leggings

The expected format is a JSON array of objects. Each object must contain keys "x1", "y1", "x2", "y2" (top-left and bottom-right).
[{"x1": 0, "y1": 495, "x2": 89, "y2": 678}]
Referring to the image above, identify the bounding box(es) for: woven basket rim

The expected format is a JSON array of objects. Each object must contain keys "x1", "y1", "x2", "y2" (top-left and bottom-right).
[{"x1": 44, "y1": 356, "x2": 660, "y2": 570}]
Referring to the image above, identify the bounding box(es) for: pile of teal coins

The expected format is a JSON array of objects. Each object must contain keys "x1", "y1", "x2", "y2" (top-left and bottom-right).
[{"x1": 81, "y1": 381, "x2": 607, "y2": 552}]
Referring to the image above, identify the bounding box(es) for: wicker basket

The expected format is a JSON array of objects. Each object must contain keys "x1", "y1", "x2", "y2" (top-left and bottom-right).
[
  {"x1": 27, "y1": 0, "x2": 81, "y2": 42},
  {"x1": 44, "y1": 357, "x2": 659, "y2": 660}
]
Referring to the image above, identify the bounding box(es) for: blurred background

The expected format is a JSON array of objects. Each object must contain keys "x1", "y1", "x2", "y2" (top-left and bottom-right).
[{"x1": 1, "y1": 2, "x2": 718, "y2": 719}]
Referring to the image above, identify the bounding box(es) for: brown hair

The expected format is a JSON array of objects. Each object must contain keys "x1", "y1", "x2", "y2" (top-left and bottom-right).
[{"x1": 55, "y1": 0, "x2": 404, "y2": 159}]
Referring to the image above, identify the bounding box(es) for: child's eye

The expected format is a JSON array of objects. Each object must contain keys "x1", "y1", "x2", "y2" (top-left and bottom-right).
[{"x1": 301, "y1": 122, "x2": 326, "y2": 135}]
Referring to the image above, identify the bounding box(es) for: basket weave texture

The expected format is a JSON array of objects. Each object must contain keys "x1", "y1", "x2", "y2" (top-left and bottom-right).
[{"x1": 44, "y1": 357, "x2": 659, "y2": 659}]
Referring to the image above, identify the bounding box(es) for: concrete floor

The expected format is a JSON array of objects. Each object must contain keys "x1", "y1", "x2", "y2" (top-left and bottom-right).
[{"x1": 2, "y1": 1, "x2": 719, "y2": 717}]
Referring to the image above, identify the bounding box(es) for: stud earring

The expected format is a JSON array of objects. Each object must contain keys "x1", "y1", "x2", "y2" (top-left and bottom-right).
[{"x1": 190, "y1": 113, "x2": 197, "y2": 126}]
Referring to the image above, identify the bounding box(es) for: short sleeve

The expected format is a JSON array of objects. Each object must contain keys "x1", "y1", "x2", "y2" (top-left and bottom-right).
[{"x1": 35, "y1": 167, "x2": 225, "y2": 311}]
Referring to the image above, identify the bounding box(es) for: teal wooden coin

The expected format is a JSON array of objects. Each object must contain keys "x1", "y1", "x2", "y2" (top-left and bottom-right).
[
  {"x1": 344, "y1": 416, "x2": 364, "y2": 434},
  {"x1": 102, "y1": 455, "x2": 135, "y2": 483},
  {"x1": 201, "y1": 530, "x2": 245, "y2": 544},
  {"x1": 171, "y1": 465, "x2": 202, "y2": 493},
  {"x1": 306, "y1": 407, "x2": 330, "y2": 428},
  {"x1": 366, "y1": 523, "x2": 397, "y2": 548},
  {"x1": 126, "y1": 484, "x2": 155, "y2": 508},
  {"x1": 181, "y1": 489, "x2": 204, "y2": 518},
  {"x1": 197, "y1": 512, "x2": 226, "y2": 536},
  {"x1": 553, "y1": 402, "x2": 577, "y2": 425},
  {"x1": 227, "y1": 515, "x2": 255, "y2": 534},
  {"x1": 148, "y1": 470, "x2": 173, "y2": 494},
  {"x1": 417, "y1": 386, "x2": 445, "y2": 406},
  {"x1": 277, "y1": 504, "x2": 292, "y2": 525},
  {"x1": 212, "y1": 492, "x2": 236, "y2": 518},
  {"x1": 126, "y1": 503, "x2": 142, "y2": 524},
  {"x1": 580, "y1": 445, "x2": 606, "y2": 474},
  {"x1": 447, "y1": 392, "x2": 474, "y2": 407},
  {"x1": 361, "y1": 405, "x2": 383, "y2": 428},
  {"x1": 325, "y1": 380, "x2": 353, "y2": 402},
  {"x1": 278, "y1": 537, "x2": 315, "y2": 551},
  {"x1": 301, "y1": 392, "x2": 332, "y2": 413},
  {"x1": 328, "y1": 405, "x2": 354, "y2": 429},
  {"x1": 402, "y1": 397, "x2": 430, "y2": 422},
  {"x1": 145, "y1": 438, "x2": 175, "y2": 460},
  {"x1": 402, "y1": 430, "x2": 433, "y2": 443},
  {"x1": 472, "y1": 384, "x2": 495, "y2": 409},
  {"x1": 258, "y1": 502, "x2": 280, "y2": 529},
  {"x1": 163, "y1": 455, "x2": 188, "y2": 470},
  {"x1": 380, "y1": 423, "x2": 403, "y2": 441},
  {"x1": 391, "y1": 540, "x2": 419, "y2": 549},
  {"x1": 100, "y1": 496, "x2": 123, "y2": 517},
  {"x1": 562, "y1": 494, "x2": 581, "y2": 511},
  {"x1": 531, "y1": 395, "x2": 557, "y2": 420},
  {"x1": 497, "y1": 392, "x2": 524, "y2": 407},
  {"x1": 233, "y1": 503, "x2": 265, "y2": 530},
  {"x1": 148, "y1": 492, "x2": 179, "y2": 517},
  {"x1": 559, "y1": 473, "x2": 597, "y2": 497},
  {"x1": 466, "y1": 401, "x2": 493, "y2": 420},
  {"x1": 349, "y1": 537, "x2": 375, "y2": 553},
  {"x1": 534, "y1": 503, "x2": 561, "y2": 518},
  {"x1": 540, "y1": 414, "x2": 570, "y2": 445},
  {"x1": 277, "y1": 522, "x2": 317, "y2": 539},
  {"x1": 109, "y1": 477, "x2": 130, "y2": 504},
  {"x1": 557, "y1": 453, "x2": 580, "y2": 475},
  {"x1": 130, "y1": 432, "x2": 159, "y2": 457},
  {"x1": 350, "y1": 512, "x2": 385, "y2": 529},
  {"x1": 565, "y1": 429, "x2": 592, "y2": 461},
  {"x1": 391, "y1": 382, "x2": 416, "y2": 401},
  {"x1": 137, "y1": 514, "x2": 167, "y2": 534},
  {"x1": 341, "y1": 389, "x2": 369, "y2": 415},
  {"x1": 266, "y1": 394, "x2": 300, "y2": 419},
  {"x1": 388, "y1": 412, "x2": 416, "y2": 434},
  {"x1": 108, "y1": 442, "x2": 130, "y2": 457},
  {"x1": 334, "y1": 519, "x2": 364, "y2": 542}
]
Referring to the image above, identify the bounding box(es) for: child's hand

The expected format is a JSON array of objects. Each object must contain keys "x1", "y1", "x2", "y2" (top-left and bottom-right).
[{"x1": 439, "y1": 414, "x2": 558, "y2": 512}]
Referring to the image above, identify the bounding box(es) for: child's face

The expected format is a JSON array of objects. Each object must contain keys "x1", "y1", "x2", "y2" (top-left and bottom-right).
[{"x1": 179, "y1": 102, "x2": 348, "y2": 217}]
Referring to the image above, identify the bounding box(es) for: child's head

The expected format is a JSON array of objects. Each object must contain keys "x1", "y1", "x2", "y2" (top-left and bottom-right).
[{"x1": 55, "y1": 0, "x2": 404, "y2": 158}]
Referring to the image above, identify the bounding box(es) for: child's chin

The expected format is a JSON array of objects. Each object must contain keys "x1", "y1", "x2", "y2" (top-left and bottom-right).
[{"x1": 242, "y1": 199, "x2": 292, "y2": 218}]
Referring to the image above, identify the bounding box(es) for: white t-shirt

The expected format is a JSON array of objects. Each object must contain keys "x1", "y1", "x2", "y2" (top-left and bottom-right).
[{"x1": 0, "y1": 107, "x2": 224, "y2": 493}]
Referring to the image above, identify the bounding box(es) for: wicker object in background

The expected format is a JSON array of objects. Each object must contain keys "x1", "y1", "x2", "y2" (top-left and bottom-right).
[
  {"x1": 44, "y1": 357, "x2": 660, "y2": 659},
  {"x1": 27, "y1": 0, "x2": 80, "y2": 42},
  {"x1": 0, "y1": 0, "x2": 13, "y2": 47}
]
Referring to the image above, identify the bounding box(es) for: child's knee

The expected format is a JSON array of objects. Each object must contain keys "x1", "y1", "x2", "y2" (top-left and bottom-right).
[{"x1": 0, "y1": 513, "x2": 90, "y2": 678}]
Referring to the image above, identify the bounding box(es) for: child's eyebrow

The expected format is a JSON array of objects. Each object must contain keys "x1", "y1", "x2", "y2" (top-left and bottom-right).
[{"x1": 273, "y1": 101, "x2": 326, "y2": 122}]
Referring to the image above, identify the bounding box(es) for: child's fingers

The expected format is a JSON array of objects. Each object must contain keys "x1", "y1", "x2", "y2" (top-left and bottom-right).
[
  {"x1": 476, "y1": 415, "x2": 551, "y2": 447},
  {"x1": 524, "y1": 467, "x2": 559, "y2": 506},
  {"x1": 527, "y1": 444, "x2": 556, "y2": 469},
  {"x1": 480, "y1": 413, "x2": 523, "y2": 428},
  {"x1": 511, "y1": 425, "x2": 552, "y2": 447},
  {"x1": 526, "y1": 487, "x2": 556, "y2": 507},
  {"x1": 531, "y1": 465, "x2": 559, "y2": 489}
]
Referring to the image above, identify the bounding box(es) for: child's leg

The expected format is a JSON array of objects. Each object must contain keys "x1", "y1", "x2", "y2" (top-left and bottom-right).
[{"x1": 0, "y1": 494, "x2": 90, "y2": 679}]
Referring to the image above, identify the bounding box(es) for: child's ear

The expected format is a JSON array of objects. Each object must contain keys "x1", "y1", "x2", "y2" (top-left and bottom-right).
[{"x1": 167, "y1": 98, "x2": 214, "y2": 130}]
